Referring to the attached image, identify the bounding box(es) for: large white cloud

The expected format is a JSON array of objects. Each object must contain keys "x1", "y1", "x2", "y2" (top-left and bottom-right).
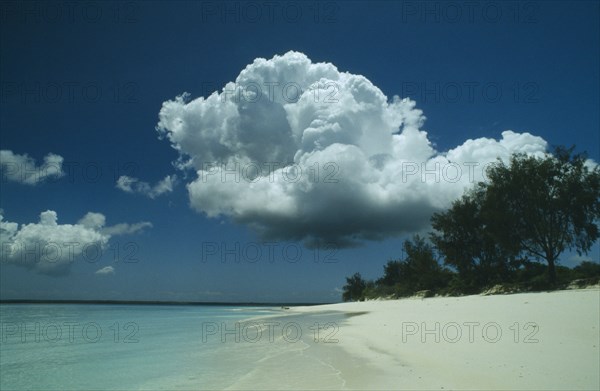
[
  {"x1": 0, "y1": 150, "x2": 64, "y2": 185},
  {"x1": 0, "y1": 211, "x2": 151, "y2": 275},
  {"x1": 156, "y1": 51, "x2": 550, "y2": 247}
]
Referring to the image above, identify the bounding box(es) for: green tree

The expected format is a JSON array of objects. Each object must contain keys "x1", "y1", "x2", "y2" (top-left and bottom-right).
[
  {"x1": 379, "y1": 260, "x2": 403, "y2": 286},
  {"x1": 572, "y1": 261, "x2": 600, "y2": 279},
  {"x1": 403, "y1": 235, "x2": 447, "y2": 292},
  {"x1": 430, "y1": 188, "x2": 518, "y2": 292},
  {"x1": 377, "y1": 235, "x2": 450, "y2": 296},
  {"x1": 342, "y1": 272, "x2": 367, "y2": 302},
  {"x1": 483, "y1": 147, "x2": 600, "y2": 285}
]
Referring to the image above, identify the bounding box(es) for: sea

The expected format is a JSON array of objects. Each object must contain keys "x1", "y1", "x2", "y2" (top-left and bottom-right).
[{"x1": 0, "y1": 304, "x2": 351, "y2": 390}]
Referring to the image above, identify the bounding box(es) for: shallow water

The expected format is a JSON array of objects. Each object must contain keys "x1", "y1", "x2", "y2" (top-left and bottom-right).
[{"x1": 0, "y1": 304, "x2": 349, "y2": 390}]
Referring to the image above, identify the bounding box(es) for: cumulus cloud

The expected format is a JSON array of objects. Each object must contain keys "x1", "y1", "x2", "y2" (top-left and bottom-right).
[
  {"x1": 0, "y1": 150, "x2": 65, "y2": 185},
  {"x1": 116, "y1": 175, "x2": 177, "y2": 198},
  {"x1": 0, "y1": 211, "x2": 151, "y2": 275},
  {"x1": 156, "y1": 51, "x2": 552, "y2": 247},
  {"x1": 95, "y1": 266, "x2": 115, "y2": 276}
]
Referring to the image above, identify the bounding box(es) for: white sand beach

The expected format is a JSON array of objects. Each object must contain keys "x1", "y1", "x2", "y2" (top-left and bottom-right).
[{"x1": 234, "y1": 288, "x2": 599, "y2": 390}]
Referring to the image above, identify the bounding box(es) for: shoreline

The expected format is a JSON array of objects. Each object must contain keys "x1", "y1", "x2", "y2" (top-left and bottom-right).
[
  {"x1": 239, "y1": 288, "x2": 600, "y2": 390},
  {"x1": 1, "y1": 289, "x2": 597, "y2": 390}
]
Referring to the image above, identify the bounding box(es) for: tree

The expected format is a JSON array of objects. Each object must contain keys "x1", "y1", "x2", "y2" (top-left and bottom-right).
[
  {"x1": 379, "y1": 260, "x2": 403, "y2": 286},
  {"x1": 342, "y1": 272, "x2": 367, "y2": 302},
  {"x1": 573, "y1": 261, "x2": 600, "y2": 279},
  {"x1": 377, "y1": 235, "x2": 450, "y2": 296},
  {"x1": 431, "y1": 188, "x2": 519, "y2": 291},
  {"x1": 483, "y1": 147, "x2": 600, "y2": 285},
  {"x1": 402, "y1": 235, "x2": 448, "y2": 292}
]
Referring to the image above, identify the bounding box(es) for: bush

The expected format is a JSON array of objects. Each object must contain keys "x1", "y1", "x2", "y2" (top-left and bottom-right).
[
  {"x1": 342, "y1": 273, "x2": 367, "y2": 302},
  {"x1": 573, "y1": 261, "x2": 600, "y2": 279}
]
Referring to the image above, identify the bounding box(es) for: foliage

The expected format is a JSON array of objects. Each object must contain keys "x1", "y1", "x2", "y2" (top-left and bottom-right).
[
  {"x1": 368, "y1": 235, "x2": 452, "y2": 298},
  {"x1": 482, "y1": 146, "x2": 600, "y2": 284},
  {"x1": 430, "y1": 188, "x2": 520, "y2": 290},
  {"x1": 342, "y1": 272, "x2": 367, "y2": 302},
  {"x1": 342, "y1": 146, "x2": 600, "y2": 301},
  {"x1": 572, "y1": 261, "x2": 600, "y2": 278}
]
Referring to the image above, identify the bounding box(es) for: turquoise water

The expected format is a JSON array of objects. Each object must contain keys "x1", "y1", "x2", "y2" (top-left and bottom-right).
[{"x1": 0, "y1": 304, "x2": 348, "y2": 390}]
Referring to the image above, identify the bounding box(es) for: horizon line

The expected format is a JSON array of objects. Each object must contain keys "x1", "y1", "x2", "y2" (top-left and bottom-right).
[{"x1": 0, "y1": 299, "x2": 332, "y2": 306}]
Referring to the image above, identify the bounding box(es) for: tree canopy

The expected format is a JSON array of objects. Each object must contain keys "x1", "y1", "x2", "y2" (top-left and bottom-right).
[
  {"x1": 342, "y1": 272, "x2": 367, "y2": 302},
  {"x1": 482, "y1": 147, "x2": 600, "y2": 284},
  {"x1": 430, "y1": 188, "x2": 519, "y2": 292},
  {"x1": 343, "y1": 146, "x2": 600, "y2": 300}
]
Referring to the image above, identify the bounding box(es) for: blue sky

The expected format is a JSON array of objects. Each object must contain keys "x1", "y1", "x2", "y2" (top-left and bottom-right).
[{"x1": 1, "y1": 1, "x2": 598, "y2": 303}]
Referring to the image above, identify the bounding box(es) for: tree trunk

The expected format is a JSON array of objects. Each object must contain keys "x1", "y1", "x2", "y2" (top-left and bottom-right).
[{"x1": 546, "y1": 252, "x2": 557, "y2": 286}]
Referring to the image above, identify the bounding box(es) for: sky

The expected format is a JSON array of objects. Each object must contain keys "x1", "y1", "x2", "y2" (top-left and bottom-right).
[{"x1": 0, "y1": 1, "x2": 598, "y2": 303}]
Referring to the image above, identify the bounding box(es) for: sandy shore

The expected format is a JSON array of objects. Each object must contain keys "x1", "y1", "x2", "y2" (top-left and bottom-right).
[{"x1": 270, "y1": 288, "x2": 600, "y2": 390}]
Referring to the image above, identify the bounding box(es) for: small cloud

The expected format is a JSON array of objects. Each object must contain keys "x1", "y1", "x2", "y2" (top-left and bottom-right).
[
  {"x1": 0, "y1": 150, "x2": 65, "y2": 185},
  {"x1": 102, "y1": 221, "x2": 153, "y2": 236},
  {"x1": 116, "y1": 175, "x2": 177, "y2": 199},
  {"x1": 95, "y1": 266, "x2": 115, "y2": 276},
  {"x1": 78, "y1": 212, "x2": 106, "y2": 229}
]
